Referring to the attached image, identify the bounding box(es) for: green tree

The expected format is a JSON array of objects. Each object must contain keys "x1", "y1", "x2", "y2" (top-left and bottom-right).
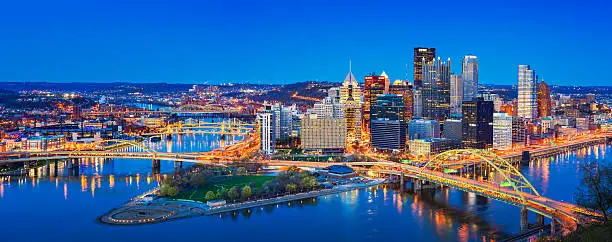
[
  {"x1": 166, "y1": 185, "x2": 179, "y2": 197},
  {"x1": 205, "y1": 191, "x2": 217, "y2": 201},
  {"x1": 575, "y1": 161, "x2": 612, "y2": 222},
  {"x1": 217, "y1": 188, "x2": 228, "y2": 199},
  {"x1": 301, "y1": 176, "x2": 317, "y2": 189},
  {"x1": 189, "y1": 173, "x2": 207, "y2": 187},
  {"x1": 228, "y1": 186, "x2": 240, "y2": 200},
  {"x1": 241, "y1": 186, "x2": 252, "y2": 200},
  {"x1": 236, "y1": 167, "x2": 248, "y2": 176},
  {"x1": 159, "y1": 183, "x2": 170, "y2": 196},
  {"x1": 285, "y1": 183, "x2": 297, "y2": 193}
]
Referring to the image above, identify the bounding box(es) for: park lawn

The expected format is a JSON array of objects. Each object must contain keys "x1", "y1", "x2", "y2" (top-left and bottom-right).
[{"x1": 178, "y1": 176, "x2": 274, "y2": 202}]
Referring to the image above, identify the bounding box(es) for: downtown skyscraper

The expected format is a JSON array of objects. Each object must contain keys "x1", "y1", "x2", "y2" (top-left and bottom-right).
[
  {"x1": 257, "y1": 103, "x2": 293, "y2": 154},
  {"x1": 462, "y1": 98, "x2": 494, "y2": 149},
  {"x1": 422, "y1": 57, "x2": 451, "y2": 122},
  {"x1": 450, "y1": 74, "x2": 463, "y2": 114},
  {"x1": 340, "y1": 69, "x2": 362, "y2": 143},
  {"x1": 413, "y1": 47, "x2": 436, "y2": 88},
  {"x1": 517, "y1": 65, "x2": 539, "y2": 120},
  {"x1": 363, "y1": 73, "x2": 389, "y2": 132},
  {"x1": 389, "y1": 80, "x2": 414, "y2": 120},
  {"x1": 538, "y1": 80, "x2": 552, "y2": 118},
  {"x1": 462, "y1": 55, "x2": 479, "y2": 101}
]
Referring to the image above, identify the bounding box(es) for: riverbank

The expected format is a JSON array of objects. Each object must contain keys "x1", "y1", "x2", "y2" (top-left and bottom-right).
[
  {"x1": 99, "y1": 178, "x2": 385, "y2": 225},
  {"x1": 204, "y1": 178, "x2": 386, "y2": 215}
]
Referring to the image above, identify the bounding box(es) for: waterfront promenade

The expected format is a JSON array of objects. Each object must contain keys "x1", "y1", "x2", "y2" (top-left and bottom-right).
[
  {"x1": 204, "y1": 179, "x2": 385, "y2": 215},
  {"x1": 100, "y1": 179, "x2": 386, "y2": 225}
]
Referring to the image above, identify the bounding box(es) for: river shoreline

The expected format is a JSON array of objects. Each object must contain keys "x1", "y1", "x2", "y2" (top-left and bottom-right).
[{"x1": 99, "y1": 178, "x2": 386, "y2": 225}]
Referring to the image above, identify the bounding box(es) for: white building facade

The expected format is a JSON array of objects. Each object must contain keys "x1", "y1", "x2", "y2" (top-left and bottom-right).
[{"x1": 493, "y1": 113, "x2": 513, "y2": 150}]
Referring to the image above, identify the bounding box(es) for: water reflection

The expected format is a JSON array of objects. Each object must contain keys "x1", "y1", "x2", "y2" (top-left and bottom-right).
[{"x1": 0, "y1": 141, "x2": 609, "y2": 242}]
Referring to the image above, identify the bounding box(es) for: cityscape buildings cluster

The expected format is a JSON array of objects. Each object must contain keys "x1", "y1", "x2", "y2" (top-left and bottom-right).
[{"x1": 256, "y1": 47, "x2": 610, "y2": 158}]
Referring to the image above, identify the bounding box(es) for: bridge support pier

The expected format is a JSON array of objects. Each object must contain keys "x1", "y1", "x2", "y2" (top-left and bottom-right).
[
  {"x1": 536, "y1": 213, "x2": 544, "y2": 226},
  {"x1": 67, "y1": 159, "x2": 79, "y2": 176},
  {"x1": 174, "y1": 161, "x2": 183, "y2": 172},
  {"x1": 52, "y1": 160, "x2": 58, "y2": 177},
  {"x1": 520, "y1": 206, "x2": 529, "y2": 231},
  {"x1": 23, "y1": 162, "x2": 29, "y2": 175},
  {"x1": 413, "y1": 179, "x2": 436, "y2": 191},
  {"x1": 152, "y1": 160, "x2": 161, "y2": 174},
  {"x1": 550, "y1": 217, "x2": 557, "y2": 237},
  {"x1": 166, "y1": 134, "x2": 172, "y2": 140},
  {"x1": 399, "y1": 173, "x2": 404, "y2": 191}
]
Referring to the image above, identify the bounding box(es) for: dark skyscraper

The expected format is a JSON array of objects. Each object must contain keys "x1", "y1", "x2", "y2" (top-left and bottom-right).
[
  {"x1": 371, "y1": 119, "x2": 406, "y2": 151},
  {"x1": 364, "y1": 73, "x2": 389, "y2": 132},
  {"x1": 413, "y1": 47, "x2": 436, "y2": 88},
  {"x1": 538, "y1": 80, "x2": 552, "y2": 118},
  {"x1": 371, "y1": 94, "x2": 406, "y2": 122},
  {"x1": 462, "y1": 98, "x2": 493, "y2": 149},
  {"x1": 422, "y1": 57, "x2": 451, "y2": 122},
  {"x1": 371, "y1": 94, "x2": 406, "y2": 151}
]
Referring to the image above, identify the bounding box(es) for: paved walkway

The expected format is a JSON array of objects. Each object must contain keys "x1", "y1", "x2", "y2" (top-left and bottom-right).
[{"x1": 205, "y1": 179, "x2": 385, "y2": 215}]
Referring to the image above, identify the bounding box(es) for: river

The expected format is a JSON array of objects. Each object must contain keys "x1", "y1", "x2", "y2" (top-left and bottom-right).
[{"x1": 0, "y1": 136, "x2": 609, "y2": 242}]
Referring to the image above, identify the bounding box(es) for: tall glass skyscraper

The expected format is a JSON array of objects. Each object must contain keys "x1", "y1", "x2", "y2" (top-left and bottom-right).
[
  {"x1": 450, "y1": 74, "x2": 463, "y2": 114},
  {"x1": 517, "y1": 65, "x2": 538, "y2": 120},
  {"x1": 413, "y1": 47, "x2": 436, "y2": 88},
  {"x1": 422, "y1": 57, "x2": 451, "y2": 122},
  {"x1": 462, "y1": 55, "x2": 479, "y2": 101}
]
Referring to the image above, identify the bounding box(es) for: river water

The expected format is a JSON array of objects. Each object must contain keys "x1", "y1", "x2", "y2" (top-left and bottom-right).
[{"x1": 0, "y1": 135, "x2": 609, "y2": 242}]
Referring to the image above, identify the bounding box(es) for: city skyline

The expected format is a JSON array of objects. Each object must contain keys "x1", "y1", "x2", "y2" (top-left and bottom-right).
[
  {"x1": 2, "y1": 1, "x2": 612, "y2": 241},
  {"x1": 0, "y1": 1, "x2": 611, "y2": 85}
]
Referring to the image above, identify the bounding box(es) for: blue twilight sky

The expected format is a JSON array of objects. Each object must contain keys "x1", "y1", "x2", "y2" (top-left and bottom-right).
[{"x1": 0, "y1": 0, "x2": 610, "y2": 85}]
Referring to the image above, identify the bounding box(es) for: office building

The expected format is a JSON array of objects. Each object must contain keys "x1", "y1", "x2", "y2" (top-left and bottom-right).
[
  {"x1": 443, "y1": 115, "x2": 463, "y2": 141},
  {"x1": 462, "y1": 98, "x2": 493, "y2": 149},
  {"x1": 413, "y1": 89, "x2": 423, "y2": 117},
  {"x1": 538, "y1": 81, "x2": 552, "y2": 118},
  {"x1": 21, "y1": 135, "x2": 66, "y2": 151},
  {"x1": 328, "y1": 87, "x2": 341, "y2": 103},
  {"x1": 389, "y1": 80, "x2": 414, "y2": 120},
  {"x1": 408, "y1": 117, "x2": 440, "y2": 140},
  {"x1": 413, "y1": 47, "x2": 436, "y2": 88},
  {"x1": 541, "y1": 117, "x2": 553, "y2": 134},
  {"x1": 462, "y1": 55, "x2": 479, "y2": 101},
  {"x1": 340, "y1": 70, "x2": 362, "y2": 143},
  {"x1": 307, "y1": 89, "x2": 344, "y2": 119},
  {"x1": 371, "y1": 119, "x2": 406, "y2": 151},
  {"x1": 408, "y1": 138, "x2": 461, "y2": 157},
  {"x1": 422, "y1": 57, "x2": 451, "y2": 122},
  {"x1": 450, "y1": 74, "x2": 463, "y2": 114},
  {"x1": 371, "y1": 94, "x2": 405, "y2": 122},
  {"x1": 493, "y1": 113, "x2": 513, "y2": 150},
  {"x1": 257, "y1": 103, "x2": 293, "y2": 154},
  {"x1": 301, "y1": 116, "x2": 347, "y2": 152},
  {"x1": 517, "y1": 65, "x2": 538, "y2": 120},
  {"x1": 364, "y1": 73, "x2": 389, "y2": 132},
  {"x1": 512, "y1": 116, "x2": 527, "y2": 145},
  {"x1": 258, "y1": 112, "x2": 274, "y2": 154},
  {"x1": 72, "y1": 106, "x2": 82, "y2": 120}
]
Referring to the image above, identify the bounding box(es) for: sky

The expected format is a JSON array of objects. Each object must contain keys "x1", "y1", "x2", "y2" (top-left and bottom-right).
[{"x1": 0, "y1": 0, "x2": 610, "y2": 86}]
